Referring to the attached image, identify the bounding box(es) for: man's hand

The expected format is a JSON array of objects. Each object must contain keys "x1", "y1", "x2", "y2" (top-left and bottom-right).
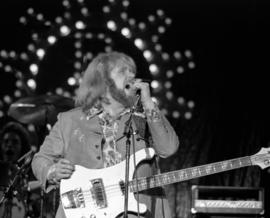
[
  {"x1": 133, "y1": 79, "x2": 155, "y2": 109},
  {"x1": 47, "y1": 159, "x2": 75, "y2": 183}
]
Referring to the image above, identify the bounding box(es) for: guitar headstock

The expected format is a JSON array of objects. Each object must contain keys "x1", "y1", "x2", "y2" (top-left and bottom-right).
[{"x1": 251, "y1": 147, "x2": 270, "y2": 169}]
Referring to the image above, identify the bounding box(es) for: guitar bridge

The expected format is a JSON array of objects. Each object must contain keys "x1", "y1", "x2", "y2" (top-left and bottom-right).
[
  {"x1": 61, "y1": 188, "x2": 85, "y2": 209},
  {"x1": 91, "y1": 178, "x2": 107, "y2": 209}
]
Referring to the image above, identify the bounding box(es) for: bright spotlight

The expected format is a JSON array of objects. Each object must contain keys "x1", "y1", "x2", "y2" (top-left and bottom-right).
[
  {"x1": 48, "y1": 35, "x2": 57, "y2": 44},
  {"x1": 107, "y1": 20, "x2": 117, "y2": 31},
  {"x1": 134, "y1": 38, "x2": 144, "y2": 49},
  {"x1": 27, "y1": 79, "x2": 37, "y2": 89},
  {"x1": 75, "y1": 21, "x2": 85, "y2": 29},
  {"x1": 30, "y1": 64, "x2": 38, "y2": 75},
  {"x1": 60, "y1": 25, "x2": 71, "y2": 36},
  {"x1": 36, "y1": 49, "x2": 45, "y2": 59},
  {"x1": 149, "y1": 64, "x2": 159, "y2": 75},
  {"x1": 121, "y1": 27, "x2": 131, "y2": 38}
]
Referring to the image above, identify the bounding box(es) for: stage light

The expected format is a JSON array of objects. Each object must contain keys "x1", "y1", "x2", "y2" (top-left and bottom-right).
[
  {"x1": 155, "y1": 44, "x2": 162, "y2": 51},
  {"x1": 37, "y1": 13, "x2": 44, "y2": 21},
  {"x1": 60, "y1": 25, "x2": 71, "y2": 36},
  {"x1": 149, "y1": 64, "x2": 159, "y2": 75},
  {"x1": 184, "y1": 50, "x2": 192, "y2": 58},
  {"x1": 103, "y1": 6, "x2": 110, "y2": 13},
  {"x1": 27, "y1": 8, "x2": 34, "y2": 15},
  {"x1": 162, "y1": 53, "x2": 169, "y2": 61},
  {"x1": 105, "y1": 46, "x2": 112, "y2": 52},
  {"x1": 151, "y1": 80, "x2": 159, "y2": 89},
  {"x1": 172, "y1": 111, "x2": 180, "y2": 118},
  {"x1": 184, "y1": 111, "x2": 192, "y2": 119},
  {"x1": 75, "y1": 21, "x2": 85, "y2": 29},
  {"x1": 105, "y1": 37, "x2": 112, "y2": 44},
  {"x1": 128, "y1": 18, "x2": 135, "y2": 26},
  {"x1": 187, "y1": 100, "x2": 195, "y2": 108},
  {"x1": 36, "y1": 49, "x2": 45, "y2": 59},
  {"x1": 164, "y1": 81, "x2": 172, "y2": 89},
  {"x1": 166, "y1": 70, "x2": 174, "y2": 78},
  {"x1": 177, "y1": 97, "x2": 185, "y2": 105},
  {"x1": 138, "y1": 22, "x2": 146, "y2": 30},
  {"x1": 29, "y1": 63, "x2": 38, "y2": 75},
  {"x1": 75, "y1": 32, "x2": 82, "y2": 39},
  {"x1": 143, "y1": 50, "x2": 152, "y2": 61},
  {"x1": 121, "y1": 28, "x2": 131, "y2": 38},
  {"x1": 3, "y1": 95, "x2": 12, "y2": 104},
  {"x1": 74, "y1": 41, "x2": 82, "y2": 48},
  {"x1": 85, "y1": 33, "x2": 93, "y2": 39},
  {"x1": 0, "y1": 111, "x2": 3, "y2": 118},
  {"x1": 122, "y1": 0, "x2": 130, "y2": 7},
  {"x1": 14, "y1": 90, "x2": 22, "y2": 98},
  {"x1": 16, "y1": 80, "x2": 23, "y2": 88},
  {"x1": 174, "y1": 51, "x2": 182, "y2": 60},
  {"x1": 81, "y1": 7, "x2": 89, "y2": 16},
  {"x1": 27, "y1": 79, "x2": 36, "y2": 89},
  {"x1": 120, "y1": 12, "x2": 128, "y2": 20},
  {"x1": 67, "y1": 77, "x2": 76, "y2": 86},
  {"x1": 27, "y1": 44, "x2": 35, "y2": 52},
  {"x1": 56, "y1": 87, "x2": 63, "y2": 95},
  {"x1": 107, "y1": 20, "x2": 117, "y2": 31},
  {"x1": 134, "y1": 38, "x2": 144, "y2": 49},
  {"x1": 165, "y1": 18, "x2": 172, "y2": 25},
  {"x1": 74, "y1": 61, "x2": 81, "y2": 69},
  {"x1": 0, "y1": 50, "x2": 8, "y2": 58},
  {"x1": 148, "y1": 15, "x2": 155, "y2": 22},
  {"x1": 157, "y1": 9, "x2": 164, "y2": 17},
  {"x1": 20, "y1": 52, "x2": 28, "y2": 60},
  {"x1": 27, "y1": 124, "x2": 35, "y2": 132},
  {"x1": 161, "y1": 108, "x2": 168, "y2": 115},
  {"x1": 158, "y1": 26, "x2": 165, "y2": 34},
  {"x1": 151, "y1": 35, "x2": 158, "y2": 43},
  {"x1": 176, "y1": 66, "x2": 184, "y2": 74},
  {"x1": 47, "y1": 35, "x2": 57, "y2": 44},
  {"x1": 188, "y1": 61, "x2": 196, "y2": 69},
  {"x1": 97, "y1": 33, "x2": 105, "y2": 39},
  {"x1": 4, "y1": 65, "x2": 12, "y2": 72},
  {"x1": 75, "y1": 51, "x2": 82, "y2": 58},
  {"x1": 55, "y1": 17, "x2": 63, "y2": 24},
  {"x1": 166, "y1": 91, "x2": 173, "y2": 100},
  {"x1": 19, "y1": 16, "x2": 27, "y2": 24}
]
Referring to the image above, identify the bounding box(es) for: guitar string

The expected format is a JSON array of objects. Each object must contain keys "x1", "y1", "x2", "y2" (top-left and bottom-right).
[
  {"x1": 71, "y1": 152, "x2": 265, "y2": 197},
  {"x1": 64, "y1": 153, "x2": 268, "y2": 205}
]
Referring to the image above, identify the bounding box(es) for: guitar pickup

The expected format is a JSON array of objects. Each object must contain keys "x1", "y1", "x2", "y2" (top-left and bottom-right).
[
  {"x1": 90, "y1": 178, "x2": 107, "y2": 209},
  {"x1": 61, "y1": 188, "x2": 85, "y2": 209}
]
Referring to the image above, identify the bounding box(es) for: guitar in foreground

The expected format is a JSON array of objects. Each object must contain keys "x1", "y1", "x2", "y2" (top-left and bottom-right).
[{"x1": 60, "y1": 147, "x2": 270, "y2": 218}]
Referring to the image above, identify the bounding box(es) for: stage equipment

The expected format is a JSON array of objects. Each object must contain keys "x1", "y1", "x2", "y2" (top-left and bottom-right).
[
  {"x1": 8, "y1": 95, "x2": 74, "y2": 126},
  {"x1": 191, "y1": 185, "x2": 264, "y2": 218}
]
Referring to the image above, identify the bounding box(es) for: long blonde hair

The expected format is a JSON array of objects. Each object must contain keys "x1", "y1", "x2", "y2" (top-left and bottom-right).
[{"x1": 75, "y1": 52, "x2": 137, "y2": 113}]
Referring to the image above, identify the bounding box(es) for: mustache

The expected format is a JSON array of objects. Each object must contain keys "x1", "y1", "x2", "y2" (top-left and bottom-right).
[{"x1": 124, "y1": 79, "x2": 151, "y2": 89}]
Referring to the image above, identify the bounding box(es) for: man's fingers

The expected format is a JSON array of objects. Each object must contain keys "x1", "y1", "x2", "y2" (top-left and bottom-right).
[{"x1": 59, "y1": 164, "x2": 75, "y2": 171}]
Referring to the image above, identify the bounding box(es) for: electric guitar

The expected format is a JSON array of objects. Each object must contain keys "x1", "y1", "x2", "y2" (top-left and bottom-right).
[{"x1": 60, "y1": 147, "x2": 270, "y2": 218}]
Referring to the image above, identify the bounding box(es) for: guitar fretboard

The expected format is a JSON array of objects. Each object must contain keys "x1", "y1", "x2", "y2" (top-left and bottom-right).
[{"x1": 129, "y1": 156, "x2": 252, "y2": 192}]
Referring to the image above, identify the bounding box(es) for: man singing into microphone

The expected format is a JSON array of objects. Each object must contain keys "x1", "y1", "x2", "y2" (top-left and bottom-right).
[{"x1": 31, "y1": 51, "x2": 179, "y2": 218}]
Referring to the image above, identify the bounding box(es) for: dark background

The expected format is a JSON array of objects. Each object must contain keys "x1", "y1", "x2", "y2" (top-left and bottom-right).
[{"x1": 0, "y1": 0, "x2": 268, "y2": 217}]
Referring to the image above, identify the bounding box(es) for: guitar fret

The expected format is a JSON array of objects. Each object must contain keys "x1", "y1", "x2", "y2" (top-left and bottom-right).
[{"x1": 130, "y1": 156, "x2": 253, "y2": 193}]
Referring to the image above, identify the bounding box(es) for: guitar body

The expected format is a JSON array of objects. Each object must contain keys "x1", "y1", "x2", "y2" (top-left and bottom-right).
[{"x1": 60, "y1": 148, "x2": 155, "y2": 218}]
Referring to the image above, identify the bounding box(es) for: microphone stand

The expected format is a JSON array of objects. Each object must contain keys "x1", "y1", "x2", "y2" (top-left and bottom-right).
[
  {"x1": 123, "y1": 95, "x2": 141, "y2": 218},
  {"x1": 0, "y1": 152, "x2": 34, "y2": 218}
]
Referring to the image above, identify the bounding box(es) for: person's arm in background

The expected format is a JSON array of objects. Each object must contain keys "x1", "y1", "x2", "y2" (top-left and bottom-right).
[{"x1": 31, "y1": 113, "x2": 74, "y2": 192}]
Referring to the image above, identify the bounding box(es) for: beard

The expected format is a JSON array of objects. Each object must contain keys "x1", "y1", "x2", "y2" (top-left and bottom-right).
[{"x1": 109, "y1": 84, "x2": 137, "y2": 108}]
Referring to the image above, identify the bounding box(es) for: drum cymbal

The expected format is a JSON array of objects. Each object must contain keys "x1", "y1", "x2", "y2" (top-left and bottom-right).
[{"x1": 8, "y1": 95, "x2": 74, "y2": 126}]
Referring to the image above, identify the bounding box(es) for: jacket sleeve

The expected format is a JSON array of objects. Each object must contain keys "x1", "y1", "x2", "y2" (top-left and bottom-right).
[
  {"x1": 146, "y1": 109, "x2": 179, "y2": 158},
  {"x1": 31, "y1": 113, "x2": 65, "y2": 192}
]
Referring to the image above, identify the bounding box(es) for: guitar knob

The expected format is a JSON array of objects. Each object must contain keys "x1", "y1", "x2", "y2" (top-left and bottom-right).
[{"x1": 90, "y1": 214, "x2": 96, "y2": 218}]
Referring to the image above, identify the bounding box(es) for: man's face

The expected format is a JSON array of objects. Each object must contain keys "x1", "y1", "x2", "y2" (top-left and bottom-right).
[
  {"x1": 1, "y1": 132, "x2": 22, "y2": 162},
  {"x1": 109, "y1": 65, "x2": 137, "y2": 107}
]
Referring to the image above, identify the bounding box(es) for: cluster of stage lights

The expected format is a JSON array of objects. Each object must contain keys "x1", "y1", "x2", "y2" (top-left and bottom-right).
[{"x1": 0, "y1": 0, "x2": 195, "y2": 125}]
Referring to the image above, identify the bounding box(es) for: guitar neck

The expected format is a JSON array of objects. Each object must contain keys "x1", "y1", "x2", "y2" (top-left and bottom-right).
[{"x1": 130, "y1": 156, "x2": 252, "y2": 192}]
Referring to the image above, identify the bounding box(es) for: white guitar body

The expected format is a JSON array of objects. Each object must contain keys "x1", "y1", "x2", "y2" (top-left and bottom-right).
[{"x1": 60, "y1": 148, "x2": 155, "y2": 218}]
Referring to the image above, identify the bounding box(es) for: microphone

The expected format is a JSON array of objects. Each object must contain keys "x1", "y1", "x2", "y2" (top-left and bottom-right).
[{"x1": 124, "y1": 79, "x2": 151, "y2": 96}]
